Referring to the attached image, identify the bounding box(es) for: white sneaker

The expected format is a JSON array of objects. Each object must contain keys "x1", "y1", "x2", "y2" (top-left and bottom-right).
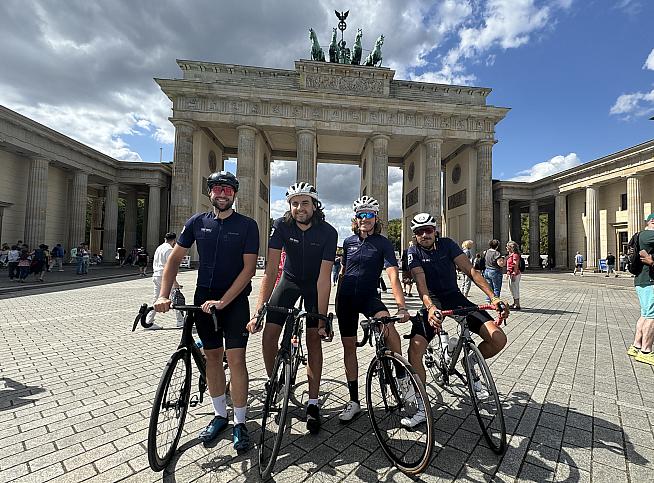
[
  {"x1": 339, "y1": 401, "x2": 361, "y2": 422},
  {"x1": 145, "y1": 323, "x2": 162, "y2": 330},
  {"x1": 397, "y1": 376, "x2": 416, "y2": 404},
  {"x1": 401, "y1": 408, "x2": 427, "y2": 428}
]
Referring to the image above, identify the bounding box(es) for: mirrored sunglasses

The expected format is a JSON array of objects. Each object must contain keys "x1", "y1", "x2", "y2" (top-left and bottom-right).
[
  {"x1": 414, "y1": 227, "x2": 435, "y2": 236},
  {"x1": 210, "y1": 185, "x2": 235, "y2": 196},
  {"x1": 355, "y1": 212, "x2": 376, "y2": 220}
]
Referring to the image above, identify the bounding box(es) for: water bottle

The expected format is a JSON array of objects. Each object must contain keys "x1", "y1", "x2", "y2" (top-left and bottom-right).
[
  {"x1": 439, "y1": 331, "x2": 450, "y2": 363},
  {"x1": 447, "y1": 336, "x2": 459, "y2": 361}
]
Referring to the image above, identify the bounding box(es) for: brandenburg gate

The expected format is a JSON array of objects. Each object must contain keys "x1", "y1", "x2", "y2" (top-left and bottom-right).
[{"x1": 156, "y1": 58, "x2": 508, "y2": 257}]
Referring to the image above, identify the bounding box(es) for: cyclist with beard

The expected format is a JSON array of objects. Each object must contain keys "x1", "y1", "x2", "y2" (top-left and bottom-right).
[
  {"x1": 154, "y1": 171, "x2": 259, "y2": 452},
  {"x1": 247, "y1": 182, "x2": 337, "y2": 434},
  {"x1": 404, "y1": 213, "x2": 509, "y2": 428}
]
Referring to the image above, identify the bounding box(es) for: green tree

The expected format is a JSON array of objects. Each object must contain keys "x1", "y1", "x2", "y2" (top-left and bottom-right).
[{"x1": 387, "y1": 218, "x2": 402, "y2": 251}]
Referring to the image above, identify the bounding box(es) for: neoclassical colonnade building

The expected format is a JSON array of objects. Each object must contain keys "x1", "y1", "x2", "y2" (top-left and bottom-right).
[{"x1": 155, "y1": 59, "x2": 509, "y2": 257}]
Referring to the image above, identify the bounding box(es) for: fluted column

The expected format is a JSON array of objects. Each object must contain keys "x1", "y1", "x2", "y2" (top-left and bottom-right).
[
  {"x1": 475, "y1": 140, "x2": 494, "y2": 249},
  {"x1": 499, "y1": 199, "x2": 510, "y2": 251},
  {"x1": 627, "y1": 175, "x2": 643, "y2": 239},
  {"x1": 554, "y1": 194, "x2": 568, "y2": 268},
  {"x1": 236, "y1": 125, "x2": 257, "y2": 219},
  {"x1": 24, "y1": 158, "x2": 49, "y2": 248},
  {"x1": 528, "y1": 200, "x2": 540, "y2": 268},
  {"x1": 103, "y1": 183, "x2": 119, "y2": 262},
  {"x1": 510, "y1": 205, "x2": 522, "y2": 246},
  {"x1": 296, "y1": 129, "x2": 317, "y2": 185},
  {"x1": 170, "y1": 120, "x2": 194, "y2": 232},
  {"x1": 90, "y1": 197, "x2": 103, "y2": 254},
  {"x1": 371, "y1": 134, "x2": 390, "y2": 233},
  {"x1": 123, "y1": 190, "x2": 137, "y2": 250},
  {"x1": 585, "y1": 186, "x2": 599, "y2": 270},
  {"x1": 424, "y1": 138, "x2": 443, "y2": 233},
  {"x1": 68, "y1": 171, "x2": 88, "y2": 248},
  {"x1": 147, "y1": 185, "x2": 161, "y2": 255}
]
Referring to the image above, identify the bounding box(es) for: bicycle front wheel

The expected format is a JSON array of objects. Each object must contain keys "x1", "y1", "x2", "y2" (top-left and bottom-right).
[
  {"x1": 463, "y1": 342, "x2": 506, "y2": 454},
  {"x1": 365, "y1": 352, "x2": 434, "y2": 475},
  {"x1": 147, "y1": 348, "x2": 192, "y2": 472},
  {"x1": 259, "y1": 352, "x2": 292, "y2": 480}
]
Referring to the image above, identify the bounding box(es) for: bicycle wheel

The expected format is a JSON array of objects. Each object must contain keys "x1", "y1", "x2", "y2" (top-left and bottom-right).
[
  {"x1": 463, "y1": 342, "x2": 506, "y2": 454},
  {"x1": 147, "y1": 348, "x2": 192, "y2": 471},
  {"x1": 259, "y1": 353, "x2": 292, "y2": 480},
  {"x1": 365, "y1": 352, "x2": 434, "y2": 475}
]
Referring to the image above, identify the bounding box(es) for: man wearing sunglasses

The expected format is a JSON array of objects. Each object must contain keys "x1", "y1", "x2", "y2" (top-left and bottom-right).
[
  {"x1": 247, "y1": 181, "x2": 337, "y2": 434},
  {"x1": 336, "y1": 196, "x2": 410, "y2": 422},
  {"x1": 154, "y1": 171, "x2": 259, "y2": 452},
  {"x1": 404, "y1": 212, "x2": 509, "y2": 427}
]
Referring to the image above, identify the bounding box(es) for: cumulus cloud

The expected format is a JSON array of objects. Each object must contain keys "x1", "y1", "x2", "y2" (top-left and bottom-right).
[
  {"x1": 508, "y1": 152, "x2": 582, "y2": 182},
  {"x1": 609, "y1": 89, "x2": 654, "y2": 119},
  {"x1": 644, "y1": 48, "x2": 654, "y2": 71}
]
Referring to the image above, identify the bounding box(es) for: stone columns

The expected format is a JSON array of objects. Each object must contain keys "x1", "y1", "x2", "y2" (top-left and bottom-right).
[
  {"x1": 90, "y1": 197, "x2": 103, "y2": 254},
  {"x1": 147, "y1": 185, "x2": 161, "y2": 255},
  {"x1": 499, "y1": 199, "x2": 510, "y2": 251},
  {"x1": 24, "y1": 158, "x2": 49, "y2": 249},
  {"x1": 528, "y1": 200, "x2": 540, "y2": 268},
  {"x1": 68, "y1": 171, "x2": 88, "y2": 249},
  {"x1": 424, "y1": 138, "x2": 442, "y2": 233},
  {"x1": 585, "y1": 186, "x2": 600, "y2": 270},
  {"x1": 627, "y1": 175, "x2": 643, "y2": 239},
  {"x1": 371, "y1": 134, "x2": 390, "y2": 231},
  {"x1": 123, "y1": 190, "x2": 137, "y2": 250},
  {"x1": 170, "y1": 120, "x2": 194, "y2": 233},
  {"x1": 103, "y1": 183, "x2": 119, "y2": 262},
  {"x1": 554, "y1": 194, "x2": 568, "y2": 268},
  {"x1": 475, "y1": 140, "x2": 494, "y2": 249},
  {"x1": 236, "y1": 125, "x2": 257, "y2": 219},
  {"x1": 510, "y1": 205, "x2": 522, "y2": 247},
  {"x1": 296, "y1": 129, "x2": 317, "y2": 185}
]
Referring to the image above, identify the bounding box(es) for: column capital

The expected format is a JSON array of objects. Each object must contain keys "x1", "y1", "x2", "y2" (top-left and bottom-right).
[
  {"x1": 170, "y1": 119, "x2": 195, "y2": 130},
  {"x1": 423, "y1": 137, "x2": 443, "y2": 146}
]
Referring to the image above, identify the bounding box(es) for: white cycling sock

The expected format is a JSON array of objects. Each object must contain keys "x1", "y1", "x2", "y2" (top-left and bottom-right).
[
  {"x1": 234, "y1": 406, "x2": 247, "y2": 425},
  {"x1": 212, "y1": 394, "x2": 227, "y2": 418},
  {"x1": 307, "y1": 398, "x2": 319, "y2": 407}
]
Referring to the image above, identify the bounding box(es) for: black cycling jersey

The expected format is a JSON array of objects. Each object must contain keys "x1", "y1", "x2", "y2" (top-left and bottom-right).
[
  {"x1": 268, "y1": 217, "x2": 338, "y2": 283},
  {"x1": 340, "y1": 233, "x2": 397, "y2": 295},
  {"x1": 177, "y1": 211, "x2": 259, "y2": 292}
]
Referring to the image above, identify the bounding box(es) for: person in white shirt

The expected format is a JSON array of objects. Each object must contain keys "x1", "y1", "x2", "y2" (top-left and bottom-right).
[{"x1": 146, "y1": 233, "x2": 185, "y2": 329}]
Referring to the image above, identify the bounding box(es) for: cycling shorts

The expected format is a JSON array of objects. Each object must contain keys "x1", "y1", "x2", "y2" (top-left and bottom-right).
[
  {"x1": 336, "y1": 291, "x2": 388, "y2": 338},
  {"x1": 193, "y1": 287, "x2": 250, "y2": 350},
  {"x1": 409, "y1": 291, "x2": 492, "y2": 342},
  {"x1": 267, "y1": 273, "x2": 320, "y2": 329}
]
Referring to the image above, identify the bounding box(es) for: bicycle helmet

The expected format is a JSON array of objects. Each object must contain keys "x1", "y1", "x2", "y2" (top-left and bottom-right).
[
  {"x1": 207, "y1": 171, "x2": 239, "y2": 192},
  {"x1": 285, "y1": 182, "x2": 319, "y2": 202},
  {"x1": 410, "y1": 212, "x2": 438, "y2": 232},
  {"x1": 352, "y1": 195, "x2": 380, "y2": 213}
]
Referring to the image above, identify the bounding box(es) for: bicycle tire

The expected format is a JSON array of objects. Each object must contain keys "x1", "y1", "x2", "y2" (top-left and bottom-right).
[
  {"x1": 147, "y1": 348, "x2": 192, "y2": 472},
  {"x1": 365, "y1": 352, "x2": 434, "y2": 475},
  {"x1": 463, "y1": 342, "x2": 506, "y2": 454},
  {"x1": 258, "y1": 352, "x2": 292, "y2": 480}
]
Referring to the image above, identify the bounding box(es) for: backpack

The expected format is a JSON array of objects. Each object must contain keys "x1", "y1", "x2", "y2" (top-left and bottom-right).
[
  {"x1": 627, "y1": 232, "x2": 642, "y2": 276},
  {"x1": 518, "y1": 256, "x2": 526, "y2": 272}
]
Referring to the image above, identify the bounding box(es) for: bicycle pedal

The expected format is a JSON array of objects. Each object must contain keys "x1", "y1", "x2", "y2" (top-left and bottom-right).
[{"x1": 189, "y1": 394, "x2": 200, "y2": 408}]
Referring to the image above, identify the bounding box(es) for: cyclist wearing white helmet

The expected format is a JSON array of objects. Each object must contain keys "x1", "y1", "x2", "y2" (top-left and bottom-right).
[
  {"x1": 336, "y1": 196, "x2": 410, "y2": 422},
  {"x1": 403, "y1": 212, "x2": 509, "y2": 428},
  {"x1": 248, "y1": 181, "x2": 337, "y2": 434}
]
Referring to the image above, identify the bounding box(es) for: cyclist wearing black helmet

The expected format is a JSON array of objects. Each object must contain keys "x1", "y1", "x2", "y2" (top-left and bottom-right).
[
  {"x1": 247, "y1": 181, "x2": 337, "y2": 434},
  {"x1": 154, "y1": 171, "x2": 259, "y2": 452}
]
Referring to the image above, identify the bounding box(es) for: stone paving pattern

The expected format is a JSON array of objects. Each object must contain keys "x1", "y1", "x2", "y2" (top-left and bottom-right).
[{"x1": 0, "y1": 270, "x2": 652, "y2": 482}]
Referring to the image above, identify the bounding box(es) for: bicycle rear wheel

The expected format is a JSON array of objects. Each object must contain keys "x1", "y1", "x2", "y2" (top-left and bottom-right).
[
  {"x1": 258, "y1": 353, "x2": 292, "y2": 480},
  {"x1": 147, "y1": 348, "x2": 192, "y2": 472},
  {"x1": 365, "y1": 352, "x2": 434, "y2": 475},
  {"x1": 463, "y1": 342, "x2": 506, "y2": 454}
]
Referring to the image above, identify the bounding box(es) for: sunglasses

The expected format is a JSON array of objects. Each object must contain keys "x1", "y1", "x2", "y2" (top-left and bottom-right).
[
  {"x1": 414, "y1": 227, "x2": 435, "y2": 236},
  {"x1": 355, "y1": 212, "x2": 376, "y2": 220},
  {"x1": 210, "y1": 185, "x2": 235, "y2": 196}
]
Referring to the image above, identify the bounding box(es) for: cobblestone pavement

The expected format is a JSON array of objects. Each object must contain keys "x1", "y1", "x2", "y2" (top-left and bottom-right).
[{"x1": 0, "y1": 271, "x2": 652, "y2": 482}]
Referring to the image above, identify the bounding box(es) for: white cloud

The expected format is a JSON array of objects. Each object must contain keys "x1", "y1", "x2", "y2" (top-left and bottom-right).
[
  {"x1": 609, "y1": 89, "x2": 654, "y2": 118},
  {"x1": 508, "y1": 152, "x2": 582, "y2": 182},
  {"x1": 644, "y1": 48, "x2": 654, "y2": 71}
]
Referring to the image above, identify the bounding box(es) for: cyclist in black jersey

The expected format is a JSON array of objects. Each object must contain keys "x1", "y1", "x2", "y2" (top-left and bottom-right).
[
  {"x1": 247, "y1": 182, "x2": 337, "y2": 434},
  {"x1": 336, "y1": 196, "x2": 410, "y2": 422},
  {"x1": 154, "y1": 172, "x2": 258, "y2": 451}
]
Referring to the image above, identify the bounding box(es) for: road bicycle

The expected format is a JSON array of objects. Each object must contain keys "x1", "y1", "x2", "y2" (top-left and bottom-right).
[
  {"x1": 254, "y1": 302, "x2": 333, "y2": 481},
  {"x1": 356, "y1": 315, "x2": 434, "y2": 475},
  {"x1": 132, "y1": 303, "x2": 218, "y2": 472},
  {"x1": 419, "y1": 304, "x2": 507, "y2": 454}
]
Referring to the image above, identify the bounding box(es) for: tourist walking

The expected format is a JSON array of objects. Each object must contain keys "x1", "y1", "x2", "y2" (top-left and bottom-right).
[
  {"x1": 146, "y1": 233, "x2": 184, "y2": 330},
  {"x1": 7, "y1": 245, "x2": 19, "y2": 280},
  {"x1": 483, "y1": 239, "x2": 505, "y2": 300},
  {"x1": 629, "y1": 214, "x2": 654, "y2": 365},
  {"x1": 460, "y1": 240, "x2": 474, "y2": 296},
  {"x1": 606, "y1": 252, "x2": 617, "y2": 277},
  {"x1": 573, "y1": 251, "x2": 584, "y2": 276},
  {"x1": 506, "y1": 241, "x2": 522, "y2": 310}
]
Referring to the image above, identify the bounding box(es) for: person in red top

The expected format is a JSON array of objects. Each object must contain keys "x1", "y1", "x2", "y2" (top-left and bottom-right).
[{"x1": 505, "y1": 241, "x2": 522, "y2": 310}]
